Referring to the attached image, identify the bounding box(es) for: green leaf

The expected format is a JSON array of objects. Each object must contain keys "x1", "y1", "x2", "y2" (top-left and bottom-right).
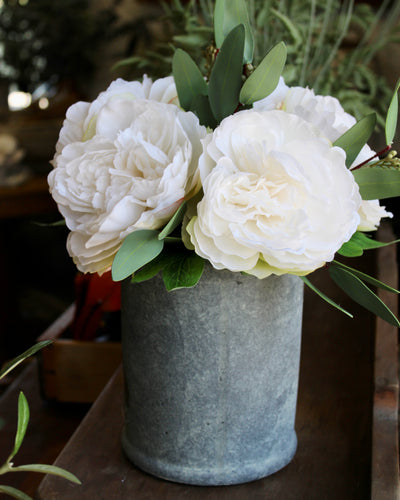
[
  {"x1": 385, "y1": 78, "x2": 400, "y2": 145},
  {"x1": 333, "y1": 113, "x2": 376, "y2": 168},
  {"x1": 350, "y1": 231, "x2": 400, "y2": 250},
  {"x1": 353, "y1": 166, "x2": 400, "y2": 200},
  {"x1": 332, "y1": 260, "x2": 399, "y2": 294},
  {"x1": 337, "y1": 240, "x2": 364, "y2": 257},
  {"x1": 239, "y1": 42, "x2": 287, "y2": 105},
  {"x1": 131, "y1": 251, "x2": 171, "y2": 283},
  {"x1": 162, "y1": 251, "x2": 205, "y2": 291},
  {"x1": 0, "y1": 485, "x2": 33, "y2": 500},
  {"x1": 0, "y1": 341, "x2": 52, "y2": 380},
  {"x1": 190, "y1": 94, "x2": 218, "y2": 128},
  {"x1": 214, "y1": 0, "x2": 254, "y2": 63},
  {"x1": 158, "y1": 201, "x2": 187, "y2": 240},
  {"x1": 208, "y1": 24, "x2": 245, "y2": 123},
  {"x1": 112, "y1": 230, "x2": 164, "y2": 282},
  {"x1": 10, "y1": 392, "x2": 30, "y2": 460},
  {"x1": 300, "y1": 276, "x2": 353, "y2": 318},
  {"x1": 337, "y1": 231, "x2": 400, "y2": 257},
  {"x1": 172, "y1": 49, "x2": 208, "y2": 111},
  {"x1": 11, "y1": 464, "x2": 81, "y2": 484},
  {"x1": 329, "y1": 266, "x2": 400, "y2": 327}
]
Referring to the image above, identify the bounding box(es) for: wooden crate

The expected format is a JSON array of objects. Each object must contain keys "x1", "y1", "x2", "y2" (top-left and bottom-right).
[{"x1": 37, "y1": 304, "x2": 122, "y2": 403}]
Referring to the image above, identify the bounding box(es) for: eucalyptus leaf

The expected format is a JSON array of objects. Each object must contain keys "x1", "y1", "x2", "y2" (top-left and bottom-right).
[
  {"x1": 350, "y1": 231, "x2": 399, "y2": 250},
  {"x1": 172, "y1": 49, "x2": 208, "y2": 111},
  {"x1": 208, "y1": 24, "x2": 245, "y2": 123},
  {"x1": 0, "y1": 485, "x2": 33, "y2": 500},
  {"x1": 333, "y1": 113, "x2": 376, "y2": 167},
  {"x1": 158, "y1": 202, "x2": 187, "y2": 240},
  {"x1": 163, "y1": 251, "x2": 205, "y2": 291},
  {"x1": 337, "y1": 231, "x2": 400, "y2": 257},
  {"x1": 353, "y1": 166, "x2": 400, "y2": 200},
  {"x1": 385, "y1": 78, "x2": 400, "y2": 145},
  {"x1": 337, "y1": 240, "x2": 364, "y2": 257},
  {"x1": 9, "y1": 392, "x2": 30, "y2": 461},
  {"x1": 329, "y1": 266, "x2": 400, "y2": 327},
  {"x1": 112, "y1": 230, "x2": 164, "y2": 282},
  {"x1": 131, "y1": 252, "x2": 171, "y2": 283},
  {"x1": 190, "y1": 94, "x2": 217, "y2": 128},
  {"x1": 0, "y1": 341, "x2": 52, "y2": 380},
  {"x1": 239, "y1": 42, "x2": 287, "y2": 105},
  {"x1": 11, "y1": 464, "x2": 81, "y2": 484},
  {"x1": 332, "y1": 260, "x2": 399, "y2": 294},
  {"x1": 300, "y1": 276, "x2": 353, "y2": 318},
  {"x1": 214, "y1": 0, "x2": 254, "y2": 63}
]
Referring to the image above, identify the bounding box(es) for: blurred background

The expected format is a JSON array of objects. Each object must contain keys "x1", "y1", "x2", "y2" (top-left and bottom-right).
[{"x1": 0, "y1": 0, "x2": 399, "y2": 365}]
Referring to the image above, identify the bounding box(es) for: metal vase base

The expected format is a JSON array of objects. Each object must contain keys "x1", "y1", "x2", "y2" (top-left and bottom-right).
[
  {"x1": 121, "y1": 266, "x2": 304, "y2": 486},
  {"x1": 121, "y1": 427, "x2": 297, "y2": 486}
]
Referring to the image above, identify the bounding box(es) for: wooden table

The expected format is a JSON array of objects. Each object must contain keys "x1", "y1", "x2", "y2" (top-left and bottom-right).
[{"x1": 35, "y1": 224, "x2": 400, "y2": 500}]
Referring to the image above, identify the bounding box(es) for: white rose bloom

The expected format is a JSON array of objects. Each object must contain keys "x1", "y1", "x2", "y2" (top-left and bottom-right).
[
  {"x1": 54, "y1": 75, "x2": 178, "y2": 158},
  {"x1": 254, "y1": 83, "x2": 389, "y2": 229},
  {"x1": 49, "y1": 97, "x2": 207, "y2": 274},
  {"x1": 186, "y1": 109, "x2": 361, "y2": 278}
]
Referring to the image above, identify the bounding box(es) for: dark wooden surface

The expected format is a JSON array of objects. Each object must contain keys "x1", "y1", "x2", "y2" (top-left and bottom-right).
[{"x1": 36, "y1": 254, "x2": 380, "y2": 500}]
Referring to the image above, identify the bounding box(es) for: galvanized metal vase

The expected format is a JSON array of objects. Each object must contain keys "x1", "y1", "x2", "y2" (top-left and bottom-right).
[{"x1": 121, "y1": 264, "x2": 304, "y2": 486}]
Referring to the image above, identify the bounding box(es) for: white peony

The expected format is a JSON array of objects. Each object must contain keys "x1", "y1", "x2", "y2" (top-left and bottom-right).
[
  {"x1": 254, "y1": 81, "x2": 391, "y2": 230},
  {"x1": 358, "y1": 199, "x2": 393, "y2": 231},
  {"x1": 49, "y1": 94, "x2": 207, "y2": 275},
  {"x1": 186, "y1": 109, "x2": 361, "y2": 278},
  {"x1": 54, "y1": 75, "x2": 179, "y2": 158}
]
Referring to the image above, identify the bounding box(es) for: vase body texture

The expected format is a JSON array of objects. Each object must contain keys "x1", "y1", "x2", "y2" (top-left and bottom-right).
[{"x1": 121, "y1": 265, "x2": 304, "y2": 486}]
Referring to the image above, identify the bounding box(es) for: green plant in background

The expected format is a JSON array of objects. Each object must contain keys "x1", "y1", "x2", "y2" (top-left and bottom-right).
[
  {"x1": 114, "y1": 0, "x2": 400, "y2": 129},
  {"x1": 0, "y1": 342, "x2": 80, "y2": 500}
]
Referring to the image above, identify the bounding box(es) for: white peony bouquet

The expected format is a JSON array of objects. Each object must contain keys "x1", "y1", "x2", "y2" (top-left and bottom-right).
[{"x1": 49, "y1": 0, "x2": 400, "y2": 325}]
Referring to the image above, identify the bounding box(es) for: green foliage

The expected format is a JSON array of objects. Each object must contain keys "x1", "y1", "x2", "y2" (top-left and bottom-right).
[
  {"x1": 115, "y1": 0, "x2": 399, "y2": 130},
  {"x1": 337, "y1": 231, "x2": 400, "y2": 258},
  {"x1": 163, "y1": 249, "x2": 205, "y2": 291},
  {"x1": 131, "y1": 245, "x2": 204, "y2": 290},
  {"x1": 300, "y1": 276, "x2": 353, "y2": 318},
  {"x1": 0, "y1": 341, "x2": 52, "y2": 380},
  {"x1": 208, "y1": 24, "x2": 245, "y2": 123},
  {"x1": 0, "y1": 343, "x2": 81, "y2": 499},
  {"x1": 329, "y1": 265, "x2": 400, "y2": 327},
  {"x1": 12, "y1": 393, "x2": 30, "y2": 461},
  {"x1": 332, "y1": 260, "x2": 399, "y2": 294},
  {"x1": 333, "y1": 113, "x2": 376, "y2": 168},
  {"x1": 158, "y1": 202, "x2": 188, "y2": 240},
  {"x1": 386, "y1": 78, "x2": 400, "y2": 145},
  {"x1": 214, "y1": 0, "x2": 254, "y2": 63},
  {"x1": 239, "y1": 41, "x2": 287, "y2": 105},
  {"x1": 0, "y1": 485, "x2": 32, "y2": 500},
  {"x1": 112, "y1": 230, "x2": 164, "y2": 282},
  {"x1": 172, "y1": 51, "x2": 208, "y2": 110},
  {"x1": 353, "y1": 166, "x2": 400, "y2": 200}
]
